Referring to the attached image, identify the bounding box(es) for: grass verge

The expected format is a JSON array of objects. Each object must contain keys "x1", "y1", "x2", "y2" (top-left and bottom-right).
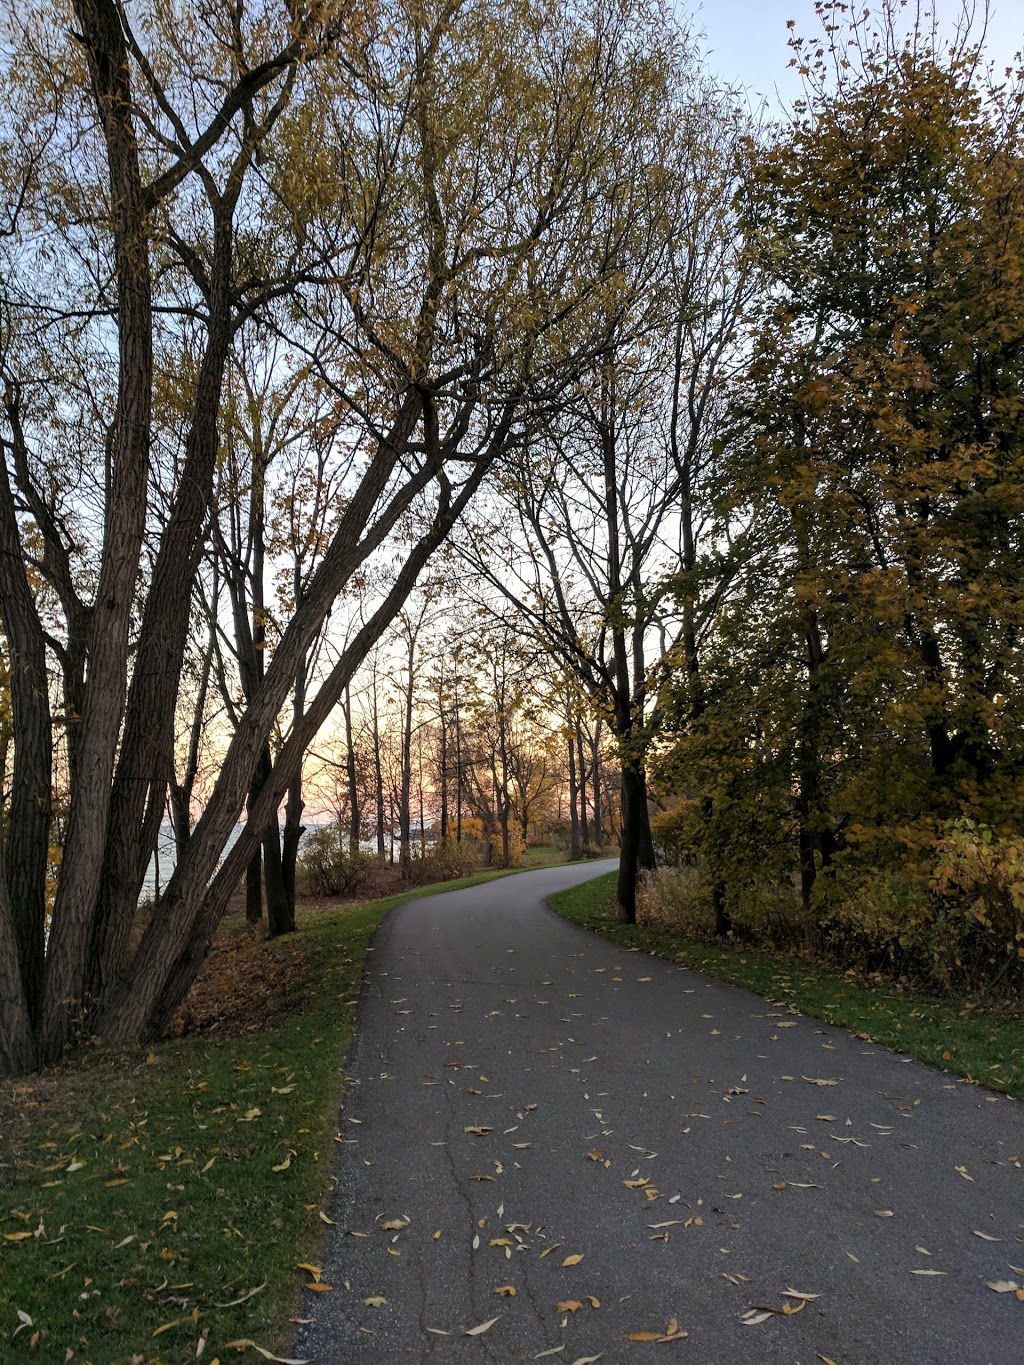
[
  {"x1": 547, "y1": 872, "x2": 1024, "y2": 1102},
  {"x1": 0, "y1": 869, "x2": 517, "y2": 1364}
]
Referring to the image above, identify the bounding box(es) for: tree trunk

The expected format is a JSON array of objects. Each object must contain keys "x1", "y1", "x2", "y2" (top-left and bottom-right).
[
  {"x1": 616, "y1": 761, "x2": 656, "y2": 923},
  {"x1": 0, "y1": 869, "x2": 36, "y2": 1074},
  {"x1": 264, "y1": 811, "x2": 293, "y2": 936},
  {"x1": 43, "y1": 0, "x2": 154, "y2": 1063},
  {"x1": 0, "y1": 445, "x2": 52, "y2": 1030},
  {"x1": 591, "y1": 726, "x2": 603, "y2": 848},
  {"x1": 567, "y1": 732, "x2": 581, "y2": 860},
  {"x1": 245, "y1": 849, "x2": 263, "y2": 925},
  {"x1": 344, "y1": 684, "x2": 359, "y2": 854},
  {"x1": 372, "y1": 677, "x2": 386, "y2": 858},
  {"x1": 576, "y1": 721, "x2": 591, "y2": 854}
]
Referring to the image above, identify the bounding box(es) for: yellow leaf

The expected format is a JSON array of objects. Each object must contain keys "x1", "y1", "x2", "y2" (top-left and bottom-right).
[
  {"x1": 363, "y1": 1296, "x2": 387, "y2": 1308},
  {"x1": 627, "y1": 1332, "x2": 664, "y2": 1341},
  {"x1": 432, "y1": 1230, "x2": 442, "y2": 1240},
  {"x1": 3, "y1": 1232, "x2": 32, "y2": 1242},
  {"x1": 464, "y1": 1127, "x2": 492, "y2": 1136},
  {"x1": 319, "y1": 1212, "x2": 335, "y2": 1225},
  {"x1": 557, "y1": 1301, "x2": 583, "y2": 1312},
  {"x1": 222, "y1": 1342, "x2": 309, "y2": 1364},
  {"x1": 272, "y1": 1154, "x2": 292, "y2": 1173},
  {"x1": 152, "y1": 1318, "x2": 189, "y2": 1336},
  {"x1": 104, "y1": 1178, "x2": 130, "y2": 1187},
  {"x1": 379, "y1": 1218, "x2": 410, "y2": 1231},
  {"x1": 587, "y1": 1295, "x2": 600, "y2": 1308},
  {"x1": 562, "y1": 1254, "x2": 584, "y2": 1267},
  {"x1": 494, "y1": 1286, "x2": 516, "y2": 1297},
  {"x1": 464, "y1": 1316, "x2": 500, "y2": 1336},
  {"x1": 297, "y1": 1264, "x2": 322, "y2": 1282},
  {"x1": 305, "y1": 1283, "x2": 334, "y2": 1292}
]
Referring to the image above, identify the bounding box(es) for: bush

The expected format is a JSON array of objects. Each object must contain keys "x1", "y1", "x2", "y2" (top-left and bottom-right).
[{"x1": 298, "y1": 827, "x2": 382, "y2": 897}]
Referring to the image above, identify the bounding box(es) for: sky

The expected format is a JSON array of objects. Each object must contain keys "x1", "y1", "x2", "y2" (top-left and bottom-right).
[{"x1": 687, "y1": 0, "x2": 1024, "y2": 109}]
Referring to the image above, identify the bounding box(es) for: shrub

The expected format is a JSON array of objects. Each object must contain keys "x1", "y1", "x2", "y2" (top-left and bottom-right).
[{"x1": 298, "y1": 827, "x2": 381, "y2": 897}]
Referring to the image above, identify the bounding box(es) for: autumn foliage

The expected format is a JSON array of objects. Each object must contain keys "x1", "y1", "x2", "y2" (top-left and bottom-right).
[{"x1": 651, "y1": 4, "x2": 1024, "y2": 997}]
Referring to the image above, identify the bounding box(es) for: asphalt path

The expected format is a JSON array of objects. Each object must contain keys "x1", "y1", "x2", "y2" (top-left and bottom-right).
[{"x1": 297, "y1": 860, "x2": 1024, "y2": 1365}]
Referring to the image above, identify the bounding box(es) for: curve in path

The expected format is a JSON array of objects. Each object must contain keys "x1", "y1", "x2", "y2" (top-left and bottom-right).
[{"x1": 297, "y1": 861, "x2": 1024, "y2": 1364}]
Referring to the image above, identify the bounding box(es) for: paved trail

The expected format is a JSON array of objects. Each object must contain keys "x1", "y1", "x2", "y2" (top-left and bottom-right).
[{"x1": 298, "y1": 862, "x2": 1024, "y2": 1364}]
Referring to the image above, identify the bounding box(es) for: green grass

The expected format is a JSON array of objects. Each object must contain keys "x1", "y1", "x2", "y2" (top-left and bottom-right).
[
  {"x1": 548, "y1": 872, "x2": 1024, "y2": 1101},
  {"x1": 519, "y1": 844, "x2": 570, "y2": 869},
  {"x1": 0, "y1": 869, "x2": 517, "y2": 1364}
]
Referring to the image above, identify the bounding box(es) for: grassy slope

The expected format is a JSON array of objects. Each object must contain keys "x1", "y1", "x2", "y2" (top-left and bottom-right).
[
  {"x1": 0, "y1": 869, "x2": 524, "y2": 1364},
  {"x1": 547, "y1": 872, "x2": 1024, "y2": 1102}
]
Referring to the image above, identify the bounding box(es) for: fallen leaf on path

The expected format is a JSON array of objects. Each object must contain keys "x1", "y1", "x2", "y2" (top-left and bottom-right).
[
  {"x1": 533, "y1": 1348, "x2": 565, "y2": 1359},
  {"x1": 469, "y1": 1175, "x2": 496, "y2": 1182},
  {"x1": 783, "y1": 1289, "x2": 820, "y2": 1301},
  {"x1": 874, "y1": 1210, "x2": 894, "y2": 1218},
  {"x1": 740, "y1": 1311, "x2": 775, "y2": 1326},
  {"x1": 986, "y1": 1281, "x2": 1019, "y2": 1293},
  {"x1": 955, "y1": 1166, "x2": 974, "y2": 1181},
  {"x1": 571, "y1": 1355, "x2": 604, "y2": 1364},
  {"x1": 556, "y1": 1301, "x2": 583, "y2": 1312},
  {"x1": 363, "y1": 1297, "x2": 387, "y2": 1307},
  {"x1": 494, "y1": 1286, "x2": 516, "y2": 1297},
  {"x1": 911, "y1": 1270, "x2": 946, "y2": 1276},
  {"x1": 464, "y1": 1316, "x2": 500, "y2": 1336},
  {"x1": 802, "y1": 1077, "x2": 838, "y2": 1086},
  {"x1": 297, "y1": 1263, "x2": 322, "y2": 1281},
  {"x1": 464, "y1": 1127, "x2": 492, "y2": 1136},
  {"x1": 562, "y1": 1253, "x2": 584, "y2": 1267},
  {"x1": 974, "y1": 1231, "x2": 1001, "y2": 1241},
  {"x1": 305, "y1": 1283, "x2": 334, "y2": 1292},
  {"x1": 587, "y1": 1295, "x2": 600, "y2": 1308},
  {"x1": 379, "y1": 1218, "x2": 410, "y2": 1231},
  {"x1": 318, "y1": 1212, "x2": 335, "y2": 1226}
]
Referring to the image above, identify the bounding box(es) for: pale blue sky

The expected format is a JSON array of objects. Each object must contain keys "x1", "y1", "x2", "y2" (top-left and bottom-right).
[{"x1": 688, "y1": 1, "x2": 1024, "y2": 108}]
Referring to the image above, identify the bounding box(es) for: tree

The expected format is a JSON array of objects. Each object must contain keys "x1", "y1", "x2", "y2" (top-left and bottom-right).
[
  {"x1": 461, "y1": 43, "x2": 754, "y2": 919},
  {"x1": 657, "y1": 1, "x2": 1024, "y2": 946},
  {"x1": 0, "y1": 0, "x2": 680, "y2": 1070}
]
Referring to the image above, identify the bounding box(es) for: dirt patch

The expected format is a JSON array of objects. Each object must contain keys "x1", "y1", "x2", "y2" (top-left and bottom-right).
[{"x1": 166, "y1": 922, "x2": 308, "y2": 1039}]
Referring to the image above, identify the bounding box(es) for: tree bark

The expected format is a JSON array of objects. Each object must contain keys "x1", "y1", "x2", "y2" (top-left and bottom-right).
[
  {"x1": 44, "y1": 0, "x2": 154, "y2": 1062},
  {"x1": 566, "y1": 729, "x2": 581, "y2": 859},
  {"x1": 0, "y1": 436, "x2": 52, "y2": 1029},
  {"x1": 0, "y1": 868, "x2": 36, "y2": 1074}
]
